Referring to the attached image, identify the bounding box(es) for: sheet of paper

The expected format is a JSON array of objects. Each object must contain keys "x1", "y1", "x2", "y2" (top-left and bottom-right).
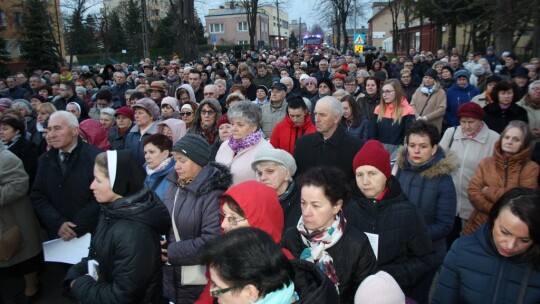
[
  {"x1": 43, "y1": 233, "x2": 91, "y2": 264},
  {"x1": 364, "y1": 232, "x2": 379, "y2": 260}
]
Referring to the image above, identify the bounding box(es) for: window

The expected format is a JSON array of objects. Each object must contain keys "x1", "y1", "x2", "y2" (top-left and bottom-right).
[
  {"x1": 0, "y1": 11, "x2": 5, "y2": 27},
  {"x1": 14, "y1": 12, "x2": 22, "y2": 28},
  {"x1": 239, "y1": 40, "x2": 248, "y2": 45},
  {"x1": 209, "y1": 23, "x2": 224, "y2": 33},
  {"x1": 237, "y1": 21, "x2": 248, "y2": 31}
]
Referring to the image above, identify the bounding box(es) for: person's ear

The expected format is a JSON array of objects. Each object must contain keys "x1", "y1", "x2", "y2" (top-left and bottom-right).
[{"x1": 243, "y1": 284, "x2": 259, "y2": 302}]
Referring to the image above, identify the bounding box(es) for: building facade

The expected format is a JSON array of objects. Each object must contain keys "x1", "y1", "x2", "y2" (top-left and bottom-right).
[
  {"x1": 260, "y1": 5, "x2": 288, "y2": 48},
  {"x1": 205, "y1": 2, "x2": 270, "y2": 47},
  {"x1": 0, "y1": 0, "x2": 65, "y2": 72}
]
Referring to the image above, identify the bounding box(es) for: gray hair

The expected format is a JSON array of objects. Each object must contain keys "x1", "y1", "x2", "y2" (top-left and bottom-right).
[
  {"x1": 50, "y1": 110, "x2": 79, "y2": 128},
  {"x1": 100, "y1": 107, "x2": 116, "y2": 117},
  {"x1": 12, "y1": 99, "x2": 32, "y2": 114},
  {"x1": 254, "y1": 161, "x2": 291, "y2": 181},
  {"x1": 214, "y1": 79, "x2": 226, "y2": 87},
  {"x1": 317, "y1": 96, "x2": 343, "y2": 118},
  {"x1": 280, "y1": 77, "x2": 293, "y2": 86},
  {"x1": 356, "y1": 70, "x2": 370, "y2": 78},
  {"x1": 227, "y1": 101, "x2": 262, "y2": 129},
  {"x1": 529, "y1": 80, "x2": 540, "y2": 93},
  {"x1": 332, "y1": 89, "x2": 350, "y2": 99}
]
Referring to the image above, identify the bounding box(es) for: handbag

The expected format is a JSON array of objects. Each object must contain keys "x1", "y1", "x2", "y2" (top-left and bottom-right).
[
  {"x1": 171, "y1": 188, "x2": 208, "y2": 286},
  {"x1": 0, "y1": 208, "x2": 23, "y2": 261}
]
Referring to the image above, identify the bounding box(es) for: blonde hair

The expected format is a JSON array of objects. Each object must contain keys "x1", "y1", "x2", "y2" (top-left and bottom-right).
[{"x1": 377, "y1": 79, "x2": 406, "y2": 124}]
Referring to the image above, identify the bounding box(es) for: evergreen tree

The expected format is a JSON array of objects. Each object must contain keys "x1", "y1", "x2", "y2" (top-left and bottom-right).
[
  {"x1": 154, "y1": 11, "x2": 175, "y2": 50},
  {"x1": 20, "y1": 0, "x2": 61, "y2": 71},
  {"x1": 0, "y1": 35, "x2": 12, "y2": 77},
  {"x1": 107, "y1": 11, "x2": 127, "y2": 53},
  {"x1": 122, "y1": 0, "x2": 143, "y2": 55}
]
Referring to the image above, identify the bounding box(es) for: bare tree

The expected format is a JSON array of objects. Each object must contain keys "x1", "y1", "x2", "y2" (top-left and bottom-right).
[{"x1": 62, "y1": 0, "x2": 100, "y2": 68}]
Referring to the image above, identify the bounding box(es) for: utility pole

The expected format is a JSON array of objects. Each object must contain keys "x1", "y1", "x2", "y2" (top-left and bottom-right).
[
  {"x1": 276, "y1": 0, "x2": 280, "y2": 49},
  {"x1": 141, "y1": 0, "x2": 149, "y2": 58}
]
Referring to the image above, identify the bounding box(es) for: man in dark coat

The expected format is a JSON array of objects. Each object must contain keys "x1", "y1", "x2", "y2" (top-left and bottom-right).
[
  {"x1": 4, "y1": 76, "x2": 29, "y2": 99},
  {"x1": 294, "y1": 96, "x2": 364, "y2": 181},
  {"x1": 31, "y1": 111, "x2": 101, "y2": 240},
  {"x1": 110, "y1": 71, "x2": 133, "y2": 108},
  {"x1": 53, "y1": 81, "x2": 90, "y2": 120}
]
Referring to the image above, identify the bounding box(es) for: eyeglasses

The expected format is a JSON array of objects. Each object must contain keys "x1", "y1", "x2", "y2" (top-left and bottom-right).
[
  {"x1": 381, "y1": 90, "x2": 395, "y2": 94},
  {"x1": 179, "y1": 112, "x2": 193, "y2": 116},
  {"x1": 306, "y1": 82, "x2": 316, "y2": 86},
  {"x1": 204, "y1": 92, "x2": 215, "y2": 96},
  {"x1": 201, "y1": 110, "x2": 215, "y2": 116},
  {"x1": 210, "y1": 283, "x2": 241, "y2": 297},
  {"x1": 220, "y1": 212, "x2": 246, "y2": 226}
]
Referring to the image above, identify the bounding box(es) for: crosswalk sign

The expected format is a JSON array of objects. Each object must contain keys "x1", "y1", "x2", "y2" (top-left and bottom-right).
[
  {"x1": 354, "y1": 45, "x2": 363, "y2": 53},
  {"x1": 354, "y1": 34, "x2": 365, "y2": 45}
]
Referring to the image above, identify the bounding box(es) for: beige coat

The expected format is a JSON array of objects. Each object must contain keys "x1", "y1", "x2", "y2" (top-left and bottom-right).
[
  {"x1": 0, "y1": 142, "x2": 42, "y2": 267},
  {"x1": 411, "y1": 83, "x2": 447, "y2": 133}
]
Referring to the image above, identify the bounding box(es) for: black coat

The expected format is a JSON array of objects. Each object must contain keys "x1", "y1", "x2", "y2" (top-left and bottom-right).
[
  {"x1": 291, "y1": 259, "x2": 340, "y2": 304},
  {"x1": 8, "y1": 137, "x2": 39, "y2": 188},
  {"x1": 31, "y1": 140, "x2": 101, "y2": 238},
  {"x1": 64, "y1": 188, "x2": 171, "y2": 304},
  {"x1": 343, "y1": 177, "x2": 435, "y2": 293},
  {"x1": 279, "y1": 180, "x2": 302, "y2": 234},
  {"x1": 108, "y1": 124, "x2": 133, "y2": 151},
  {"x1": 284, "y1": 224, "x2": 377, "y2": 304},
  {"x1": 53, "y1": 94, "x2": 90, "y2": 120},
  {"x1": 293, "y1": 125, "x2": 363, "y2": 181},
  {"x1": 483, "y1": 102, "x2": 529, "y2": 134}
]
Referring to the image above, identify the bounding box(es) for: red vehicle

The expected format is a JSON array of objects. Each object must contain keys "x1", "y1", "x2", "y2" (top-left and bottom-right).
[{"x1": 302, "y1": 35, "x2": 323, "y2": 50}]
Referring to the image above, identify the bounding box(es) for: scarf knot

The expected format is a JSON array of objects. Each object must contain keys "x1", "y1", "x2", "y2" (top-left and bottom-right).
[{"x1": 228, "y1": 129, "x2": 263, "y2": 154}]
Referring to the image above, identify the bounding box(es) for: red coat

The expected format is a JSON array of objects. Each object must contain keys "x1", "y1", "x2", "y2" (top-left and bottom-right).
[{"x1": 270, "y1": 114, "x2": 316, "y2": 155}]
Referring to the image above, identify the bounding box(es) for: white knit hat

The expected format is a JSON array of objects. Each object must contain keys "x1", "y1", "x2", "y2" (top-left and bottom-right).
[{"x1": 354, "y1": 271, "x2": 406, "y2": 304}]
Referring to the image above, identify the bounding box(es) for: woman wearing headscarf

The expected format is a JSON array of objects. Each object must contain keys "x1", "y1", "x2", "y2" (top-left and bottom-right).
[
  {"x1": 215, "y1": 102, "x2": 273, "y2": 185},
  {"x1": 108, "y1": 106, "x2": 134, "y2": 150},
  {"x1": 157, "y1": 118, "x2": 187, "y2": 144},
  {"x1": 162, "y1": 134, "x2": 233, "y2": 303},
  {"x1": 63, "y1": 150, "x2": 171, "y2": 303}
]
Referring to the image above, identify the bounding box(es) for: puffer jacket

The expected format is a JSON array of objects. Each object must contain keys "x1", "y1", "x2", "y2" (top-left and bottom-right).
[
  {"x1": 79, "y1": 119, "x2": 110, "y2": 151},
  {"x1": 270, "y1": 114, "x2": 316, "y2": 155},
  {"x1": 162, "y1": 162, "x2": 232, "y2": 303},
  {"x1": 410, "y1": 83, "x2": 447, "y2": 133},
  {"x1": 432, "y1": 224, "x2": 540, "y2": 303},
  {"x1": 144, "y1": 157, "x2": 175, "y2": 202},
  {"x1": 284, "y1": 221, "x2": 377, "y2": 304},
  {"x1": 483, "y1": 102, "x2": 529, "y2": 134},
  {"x1": 369, "y1": 97, "x2": 416, "y2": 146},
  {"x1": 395, "y1": 148, "x2": 457, "y2": 264},
  {"x1": 64, "y1": 188, "x2": 171, "y2": 304},
  {"x1": 444, "y1": 83, "x2": 479, "y2": 127},
  {"x1": 463, "y1": 141, "x2": 538, "y2": 235},
  {"x1": 343, "y1": 177, "x2": 435, "y2": 293}
]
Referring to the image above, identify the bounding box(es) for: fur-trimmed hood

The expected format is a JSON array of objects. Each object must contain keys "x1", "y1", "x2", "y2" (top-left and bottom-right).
[{"x1": 396, "y1": 147, "x2": 457, "y2": 179}]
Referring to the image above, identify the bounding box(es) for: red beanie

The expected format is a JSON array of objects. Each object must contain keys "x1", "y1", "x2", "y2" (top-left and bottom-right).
[
  {"x1": 217, "y1": 114, "x2": 230, "y2": 128},
  {"x1": 352, "y1": 140, "x2": 391, "y2": 178},
  {"x1": 114, "y1": 106, "x2": 135, "y2": 121}
]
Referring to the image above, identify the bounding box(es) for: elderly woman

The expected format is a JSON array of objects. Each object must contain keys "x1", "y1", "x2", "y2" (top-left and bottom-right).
[
  {"x1": 439, "y1": 102, "x2": 500, "y2": 245},
  {"x1": 215, "y1": 102, "x2": 273, "y2": 185},
  {"x1": 283, "y1": 167, "x2": 377, "y2": 304},
  {"x1": 64, "y1": 150, "x2": 171, "y2": 303},
  {"x1": 12, "y1": 99, "x2": 37, "y2": 135},
  {"x1": 143, "y1": 134, "x2": 175, "y2": 201},
  {"x1": 157, "y1": 118, "x2": 187, "y2": 144},
  {"x1": 188, "y1": 98, "x2": 222, "y2": 145},
  {"x1": 160, "y1": 97, "x2": 181, "y2": 120},
  {"x1": 109, "y1": 106, "x2": 134, "y2": 150},
  {"x1": 410, "y1": 68, "x2": 447, "y2": 133},
  {"x1": 175, "y1": 84, "x2": 196, "y2": 106},
  {"x1": 124, "y1": 98, "x2": 160, "y2": 164},
  {"x1": 66, "y1": 102, "x2": 83, "y2": 121},
  {"x1": 29, "y1": 95, "x2": 47, "y2": 112},
  {"x1": 251, "y1": 148, "x2": 302, "y2": 232},
  {"x1": 463, "y1": 121, "x2": 538, "y2": 235},
  {"x1": 162, "y1": 134, "x2": 233, "y2": 303},
  {"x1": 179, "y1": 102, "x2": 198, "y2": 129},
  {"x1": 433, "y1": 188, "x2": 540, "y2": 303},
  {"x1": 344, "y1": 140, "x2": 434, "y2": 298},
  {"x1": 483, "y1": 80, "x2": 529, "y2": 133},
  {"x1": 99, "y1": 107, "x2": 116, "y2": 131},
  {"x1": 149, "y1": 81, "x2": 167, "y2": 106}
]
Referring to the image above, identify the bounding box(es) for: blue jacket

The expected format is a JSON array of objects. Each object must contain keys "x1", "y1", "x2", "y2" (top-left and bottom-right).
[
  {"x1": 124, "y1": 122, "x2": 158, "y2": 165},
  {"x1": 144, "y1": 158, "x2": 175, "y2": 202},
  {"x1": 433, "y1": 224, "x2": 540, "y2": 303},
  {"x1": 395, "y1": 148, "x2": 457, "y2": 264},
  {"x1": 444, "y1": 84, "x2": 479, "y2": 127}
]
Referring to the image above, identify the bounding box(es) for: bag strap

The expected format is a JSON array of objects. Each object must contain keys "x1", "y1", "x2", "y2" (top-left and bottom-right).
[
  {"x1": 448, "y1": 127, "x2": 458, "y2": 149},
  {"x1": 171, "y1": 188, "x2": 181, "y2": 242},
  {"x1": 150, "y1": 174, "x2": 167, "y2": 192},
  {"x1": 418, "y1": 94, "x2": 433, "y2": 117},
  {"x1": 516, "y1": 264, "x2": 533, "y2": 304}
]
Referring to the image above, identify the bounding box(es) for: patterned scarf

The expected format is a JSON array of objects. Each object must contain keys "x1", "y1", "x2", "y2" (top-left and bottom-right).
[
  {"x1": 297, "y1": 211, "x2": 345, "y2": 293},
  {"x1": 228, "y1": 129, "x2": 263, "y2": 154}
]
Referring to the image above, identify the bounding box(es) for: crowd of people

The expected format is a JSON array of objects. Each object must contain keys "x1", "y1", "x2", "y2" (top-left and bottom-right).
[{"x1": 1, "y1": 45, "x2": 540, "y2": 304}]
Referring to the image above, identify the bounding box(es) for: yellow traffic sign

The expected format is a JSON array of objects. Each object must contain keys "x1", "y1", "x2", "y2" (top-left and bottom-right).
[{"x1": 354, "y1": 45, "x2": 363, "y2": 53}]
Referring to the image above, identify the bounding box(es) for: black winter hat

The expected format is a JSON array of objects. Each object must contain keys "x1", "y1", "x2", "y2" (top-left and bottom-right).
[
  {"x1": 172, "y1": 134, "x2": 210, "y2": 167},
  {"x1": 424, "y1": 69, "x2": 438, "y2": 80}
]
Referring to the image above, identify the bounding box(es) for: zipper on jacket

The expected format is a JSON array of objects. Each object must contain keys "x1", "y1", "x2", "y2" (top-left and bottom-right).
[
  {"x1": 491, "y1": 263, "x2": 505, "y2": 304},
  {"x1": 504, "y1": 159, "x2": 509, "y2": 188}
]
